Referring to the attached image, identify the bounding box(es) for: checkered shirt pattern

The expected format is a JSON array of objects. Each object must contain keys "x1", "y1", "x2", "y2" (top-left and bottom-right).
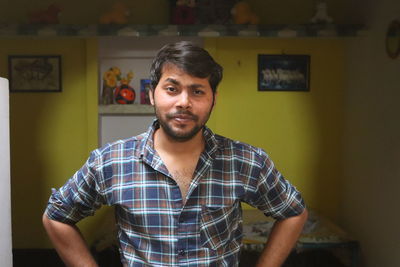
[{"x1": 45, "y1": 121, "x2": 305, "y2": 266}]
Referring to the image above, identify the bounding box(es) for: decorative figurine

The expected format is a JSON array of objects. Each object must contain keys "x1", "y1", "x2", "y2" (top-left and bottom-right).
[
  {"x1": 310, "y1": 1, "x2": 333, "y2": 24},
  {"x1": 114, "y1": 84, "x2": 135, "y2": 104},
  {"x1": 231, "y1": 1, "x2": 259, "y2": 25},
  {"x1": 99, "y1": 2, "x2": 131, "y2": 24},
  {"x1": 196, "y1": 0, "x2": 236, "y2": 24},
  {"x1": 28, "y1": 4, "x2": 62, "y2": 24},
  {"x1": 171, "y1": 0, "x2": 196, "y2": 25}
]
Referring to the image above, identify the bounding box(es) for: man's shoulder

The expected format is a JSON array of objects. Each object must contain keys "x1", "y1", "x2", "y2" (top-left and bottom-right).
[{"x1": 214, "y1": 134, "x2": 267, "y2": 159}]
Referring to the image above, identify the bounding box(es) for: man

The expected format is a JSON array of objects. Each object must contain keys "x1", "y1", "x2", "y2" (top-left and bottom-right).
[{"x1": 43, "y1": 41, "x2": 308, "y2": 267}]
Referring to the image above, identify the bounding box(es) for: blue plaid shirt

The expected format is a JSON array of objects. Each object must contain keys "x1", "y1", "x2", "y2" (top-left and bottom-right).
[{"x1": 45, "y1": 121, "x2": 305, "y2": 266}]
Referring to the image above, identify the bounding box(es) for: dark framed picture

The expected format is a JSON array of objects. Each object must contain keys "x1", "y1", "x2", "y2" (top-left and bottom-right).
[
  {"x1": 140, "y1": 79, "x2": 151, "y2": 105},
  {"x1": 8, "y1": 55, "x2": 62, "y2": 92},
  {"x1": 258, "y1": 54, "x2": 310, "y2": 91}
]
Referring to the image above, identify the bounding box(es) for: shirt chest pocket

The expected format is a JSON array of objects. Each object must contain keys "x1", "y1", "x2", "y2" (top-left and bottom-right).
[{"x1": 199, "y1": 200, "x2": 242, "y2": 251}]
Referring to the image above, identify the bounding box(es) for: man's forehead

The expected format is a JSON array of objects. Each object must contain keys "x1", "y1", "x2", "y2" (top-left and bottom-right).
[
  {"x1": 161, "y1": 62, "x2": 185, "y2": 74},
  {"x1": 161, "y1": 63, "x2": 209, "y2": 80},
  {"x1": 158, "y1": 63, "x2": 213, "y2": 91}
]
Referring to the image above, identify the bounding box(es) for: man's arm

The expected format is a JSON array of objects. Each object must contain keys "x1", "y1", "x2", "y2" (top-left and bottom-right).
[
  {"x1": 256, "y1": 208, "x2": 308, "y2": 267},
  {"x1": 42, "y1": 214, "x2": 98, "y2": 267}
]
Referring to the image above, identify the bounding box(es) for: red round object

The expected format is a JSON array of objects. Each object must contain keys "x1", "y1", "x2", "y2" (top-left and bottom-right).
[{"x1": 115, "y1": 85, "x2": 135, "y2": 104}]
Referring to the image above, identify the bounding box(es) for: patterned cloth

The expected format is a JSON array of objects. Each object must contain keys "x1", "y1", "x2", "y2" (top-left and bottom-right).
[{"x1": 45, "y1": 120, "x2": 305, "y2": 266}]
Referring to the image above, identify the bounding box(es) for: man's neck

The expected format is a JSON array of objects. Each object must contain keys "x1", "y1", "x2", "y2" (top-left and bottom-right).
[{"x1": 153, "y1": 127, "x2": 205, "y2": 156}]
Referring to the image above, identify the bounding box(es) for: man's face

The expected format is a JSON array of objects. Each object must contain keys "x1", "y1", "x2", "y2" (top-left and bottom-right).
[{"x1": 150, "y1": 64, "x2": 216, "y2": 142}]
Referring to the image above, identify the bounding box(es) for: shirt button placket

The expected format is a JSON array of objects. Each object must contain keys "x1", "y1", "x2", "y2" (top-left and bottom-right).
[{"x1": 177, "y1": 213, "x2": 188, "y2": 263}]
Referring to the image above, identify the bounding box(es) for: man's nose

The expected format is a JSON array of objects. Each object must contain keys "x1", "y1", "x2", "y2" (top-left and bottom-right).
[{"x1": 176, "y1": 91, "x2": 192, "y2": 109}]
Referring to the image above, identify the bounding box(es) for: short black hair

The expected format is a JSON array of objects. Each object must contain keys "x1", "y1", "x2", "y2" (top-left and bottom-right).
[{"x1": 150, "y1": 41, "x2": 223, "y2": 93}]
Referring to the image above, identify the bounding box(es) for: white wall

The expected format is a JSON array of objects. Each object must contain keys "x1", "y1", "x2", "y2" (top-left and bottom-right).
[
  {"x1": 341, "y1": 1, "x2": 400, "y2": 266},
  {"x1": 100, "y1": 115, "x2": 154, "y2": 146},
  {"x1": 0, "y1": 78, "x2": 12, "y2": 266}
]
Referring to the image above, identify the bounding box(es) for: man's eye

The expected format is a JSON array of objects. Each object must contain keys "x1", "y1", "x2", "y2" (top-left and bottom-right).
[
  {"x1": 166, "y1": 86, "x2": 176, "y2": 92},
  {"x1": 194, "y1": 90, "x2": 204, "y2": 95}
]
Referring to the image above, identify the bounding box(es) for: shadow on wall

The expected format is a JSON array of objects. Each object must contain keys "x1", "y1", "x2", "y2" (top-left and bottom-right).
[{"x1": 10, "y1": 92, "x2": 53, "y2": 248}]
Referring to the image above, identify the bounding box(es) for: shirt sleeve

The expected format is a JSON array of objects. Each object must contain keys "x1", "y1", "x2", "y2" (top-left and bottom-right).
[
  {"x1": 44, "y1": 151, "x2": 106, "y2": 224},
  {"x1": 247, "y1": 151, "x2": 306, "y2": 220}
]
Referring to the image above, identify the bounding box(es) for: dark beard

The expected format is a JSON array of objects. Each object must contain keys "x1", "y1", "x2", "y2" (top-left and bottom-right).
[{"x1": 156, "y1": 109, "x2": 204, "y2": 142}]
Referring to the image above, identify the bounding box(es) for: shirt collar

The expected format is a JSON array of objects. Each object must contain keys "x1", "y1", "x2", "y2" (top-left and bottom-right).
[{"x1": 140, "y1": 119, "x2": 220, "y2": 160}]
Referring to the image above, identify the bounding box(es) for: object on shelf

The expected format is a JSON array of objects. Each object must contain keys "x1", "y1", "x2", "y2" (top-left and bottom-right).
[
  {"x1": 101, "y1": 67, "x2": 134, "y2": 105},
  {"x1": 99, "y1": 2, "x2": 130, "y2": 24},
  {"x1": 115, "y1": 84, "x2": 135, "y2": 104},
  {"x1": 231, "y1": 1, "x2": 259, "y2": 25},
  {"x1": 102, "y1": 67, "x2": 118, "y2": 105},
  {"x1": 310, "y1": 1, "x2": 333, "y2": 24},
  {"x1": 171, "y1": 0, "x2": 196, "y2": 25},
  {"x1": 140, "y1": 79, "x2": 151, "y2": 105},
  {"x1": 198, "y1": 26, "x2": 221, "y2": 37},
  {"x1": 196, "y1": 0, "x2": 236, "y2": 24},
  {"x1": 28, "y1": 4, "x2": 62, "y2": 24}
]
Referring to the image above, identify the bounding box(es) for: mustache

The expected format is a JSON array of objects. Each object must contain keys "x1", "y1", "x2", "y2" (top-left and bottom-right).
[{"x1": 166, "y1": 110, "x2": 198, "y2": 121}]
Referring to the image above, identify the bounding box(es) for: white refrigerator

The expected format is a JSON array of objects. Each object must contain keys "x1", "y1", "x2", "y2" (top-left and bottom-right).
[{"x1": 0, "y1": 77, "x2": 12, "y2": 267}]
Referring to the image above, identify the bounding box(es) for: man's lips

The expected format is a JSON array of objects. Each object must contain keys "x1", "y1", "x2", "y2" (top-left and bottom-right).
[
  {"x1": 173, "y1": 114, "x2": 194, "y2": 120},
  {"x1": 171, "y1": 116, "x2": 194, "y2": 124},
  {"x1": 167, "y1": 112, "x2": 198, "y2": 122}
]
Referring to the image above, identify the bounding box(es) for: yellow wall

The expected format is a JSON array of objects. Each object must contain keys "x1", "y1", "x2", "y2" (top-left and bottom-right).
[
  {"x1": 0, "y1": 38, "x2": 98, "y2": 248},
  {"x1": 205, "y1": 38, "x2": 345, "y2": 220}
]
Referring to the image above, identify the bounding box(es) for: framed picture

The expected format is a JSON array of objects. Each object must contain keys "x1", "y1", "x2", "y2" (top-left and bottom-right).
[
  {"x1": 140, "y1": 79, "x2": 151, "y2": 105},
  {"x1": 8, "y1": 55, "x2": 62, "y2": 92},
  {"x1": 258, "y1": 54, "x2": 310, "y2": 91}
]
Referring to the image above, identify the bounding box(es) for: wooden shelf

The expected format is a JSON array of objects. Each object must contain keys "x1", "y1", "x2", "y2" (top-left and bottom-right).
[
  {"x1": 0, "y1": 24, "x2": 368, "y2": 38},
  {"x1": 99, "y1": 104, "x2": 154, "y2": 115}
]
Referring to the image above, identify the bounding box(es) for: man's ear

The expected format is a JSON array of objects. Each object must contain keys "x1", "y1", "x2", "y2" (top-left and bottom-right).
[
  {"x1": 211, "y1": 91, "x2": 218, "y2": 110},
  {"x1": 149, "y1": 89, "x2": 155, "y2": 106}
]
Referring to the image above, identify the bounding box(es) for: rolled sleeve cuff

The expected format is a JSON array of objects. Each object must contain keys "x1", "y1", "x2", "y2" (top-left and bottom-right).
[
  {"x1": 44, "y1": 190, "x2": 83, "y2": 225},
  {"x1": 269, "y1": 193, "x2": 306, "y2": 220}
]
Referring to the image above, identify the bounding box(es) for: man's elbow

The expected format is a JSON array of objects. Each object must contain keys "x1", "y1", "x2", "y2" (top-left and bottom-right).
[
  {"x1": 42, "y1": 212, "x2": 61, "y2": 232},
  {"x1": 296, "y1": 208, "x2": 308, "y2": 226},
  {"x1": 299, "y1": 208, "x2": 308, "y2": 220},
  {"x1": 42, "y1": 212, "x2": 52, "y2": 230},
  {"x1": 283, "y1": 208, "x2": 308, "y2": 226}
]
